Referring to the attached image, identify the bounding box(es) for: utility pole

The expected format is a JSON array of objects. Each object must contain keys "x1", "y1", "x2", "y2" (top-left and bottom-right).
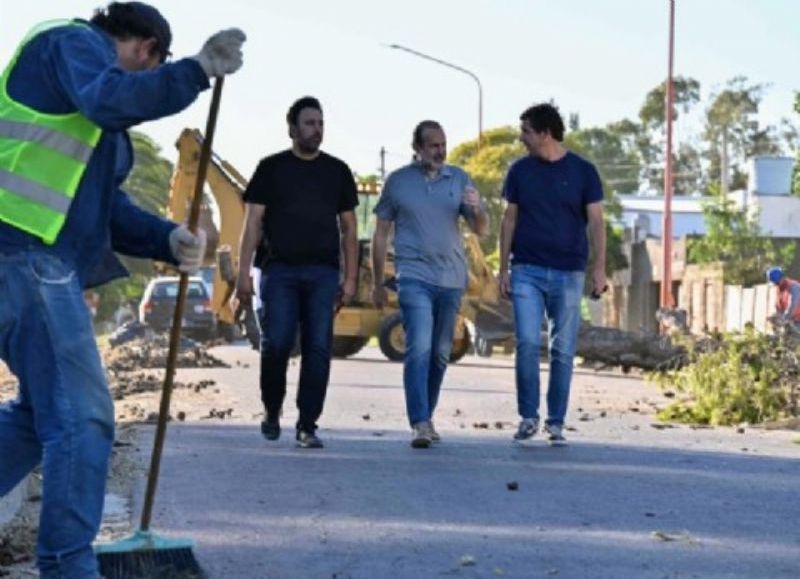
[
  {"x1": 720, "y1": 130, "x2": 729, "y2": 195},
  {"x1": 379, "y1": 146, "x2": 386, "y2": 182},
  {"x1": 660, "y1": 0, "x2": 676, "y2": 310}
]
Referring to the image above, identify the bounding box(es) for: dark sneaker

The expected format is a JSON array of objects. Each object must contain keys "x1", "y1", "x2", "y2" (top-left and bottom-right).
[
  {"x1": 411, "y1": 421, "x2": 433, "y2": 449},
  {"x1": 430, "y1": 421, "x2": 441, "y2": 443},
  {"x1": 261, "y1": 419, "x2": 280, "y2": 441},
  {"x1": 513, "y1": 418, "x2": 539, "y2": 445},
  {"x1": 296, "y1": 429, "x2": 324, "y2": 449},
  {"x1": 544, "y1": 423, "x2": 567, "y2": 446}
]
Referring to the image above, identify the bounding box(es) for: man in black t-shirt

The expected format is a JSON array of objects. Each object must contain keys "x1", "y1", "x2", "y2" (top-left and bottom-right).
[{"x1": 236, "y1": 96, "x2": 358, "y2": 448}]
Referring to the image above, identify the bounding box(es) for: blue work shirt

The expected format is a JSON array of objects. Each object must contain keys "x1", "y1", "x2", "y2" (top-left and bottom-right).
[
  {"x1": 0, "y1": 20, "x2": 210, "y2": 288},
  {"x1": 503, "y1": 151, "x2": 603, "y2": 272},
  {"x1": 375, "y1": 162, "x2": 476, "y2": 289}
]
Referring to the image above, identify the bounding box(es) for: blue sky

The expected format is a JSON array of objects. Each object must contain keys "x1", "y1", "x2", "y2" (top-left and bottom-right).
[{"x1": 3, "y1": 0, "x2": 798, "y2": 180}]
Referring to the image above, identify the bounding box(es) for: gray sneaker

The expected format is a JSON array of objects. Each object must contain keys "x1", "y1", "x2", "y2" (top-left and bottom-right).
[
  {"x1": 513, "y1": 418, "x2": 539, "y2": 444},
  {"x1": 430, "y1": 421, "x2": 441, "y2": 443},
  {"x1": 411, "y1": 421, "x2": 433, "y2": 449},
  {"x1": 544, "y1": 423, "x2": 567, "y2": 446}
]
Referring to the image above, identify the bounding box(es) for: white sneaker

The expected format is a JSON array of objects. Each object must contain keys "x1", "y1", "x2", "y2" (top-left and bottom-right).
[{"x1": 544, "y1": 423, "x2": 567, "y2": 446}]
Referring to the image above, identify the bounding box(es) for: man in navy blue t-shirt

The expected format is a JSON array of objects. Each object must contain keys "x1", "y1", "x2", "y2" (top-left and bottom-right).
[{"x1": 499, "y1": 102, "x2": 606, "y2": 446}]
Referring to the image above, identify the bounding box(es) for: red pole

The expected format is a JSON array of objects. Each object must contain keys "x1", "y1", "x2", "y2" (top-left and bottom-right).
[{"x1": 661, "y1": 0, "x2": 676, "y2": 309}]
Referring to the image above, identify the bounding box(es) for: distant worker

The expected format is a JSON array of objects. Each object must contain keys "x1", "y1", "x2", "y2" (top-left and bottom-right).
[
  {"x1": 499, "y1": 102, "x2": 606, "y2": 447},
  {"x1": 0, "y1": 3, "x2": 245, "y2": 578},
  {"x1": 767, "y1": 267, "x2": 800, "y2": 326},
  {"x1": 371, "y1": 120, "x2": 488, "y2": 449},
  {"x1": 236, "y1": 96, "x2": 359, "y2": 449}
]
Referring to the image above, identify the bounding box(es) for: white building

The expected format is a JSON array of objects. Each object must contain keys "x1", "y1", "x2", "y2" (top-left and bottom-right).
[
  {"x1": 618, "y1": 156, "x2": 798, "y2": 239},
  {"x1": 618, "y1": 194, "x2": 705, "y2": 239}
]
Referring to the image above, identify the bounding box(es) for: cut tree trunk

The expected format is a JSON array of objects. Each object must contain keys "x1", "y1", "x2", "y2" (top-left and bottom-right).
[{"x1": 576, "y1": 324, "x2": 686, "y2": 371}]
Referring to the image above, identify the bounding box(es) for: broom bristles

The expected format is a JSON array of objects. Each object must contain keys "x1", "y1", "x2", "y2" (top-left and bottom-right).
[{"x1": 97, "y1": 546, "x2": 204, "y2": 579}]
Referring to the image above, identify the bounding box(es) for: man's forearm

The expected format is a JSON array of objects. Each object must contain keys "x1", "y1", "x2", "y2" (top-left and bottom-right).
[
  {"x1": 371, "y1": 235, "x2": 387, "y2": 285},
  {"x1": 499, "y1": 218, "x2": 514, "y2": 273},
  {"x1": 238, "y1": 225, "x2": 261, "y2": 276},
  {"x1": 342, "y1": 228, "x2": 358, "y2": 283},
  {"x1": 590, "y1": 218, "x2": 606, "y2": 272}
]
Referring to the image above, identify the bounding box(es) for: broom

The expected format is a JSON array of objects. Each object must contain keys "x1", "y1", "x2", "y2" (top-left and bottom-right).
[{"x1": 95, "y1": 76, "x2": 225, "y2": 579}]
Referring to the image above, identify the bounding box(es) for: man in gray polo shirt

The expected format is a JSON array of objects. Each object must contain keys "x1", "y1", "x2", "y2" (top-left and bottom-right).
[{"x1": 371, "y1": 120, "x2": 488, "y2": 448}]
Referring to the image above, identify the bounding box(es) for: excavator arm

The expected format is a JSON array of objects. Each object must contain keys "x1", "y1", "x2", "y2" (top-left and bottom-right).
[{"x1": 167, "y1": 129, "x2": 248, "y2": 328}]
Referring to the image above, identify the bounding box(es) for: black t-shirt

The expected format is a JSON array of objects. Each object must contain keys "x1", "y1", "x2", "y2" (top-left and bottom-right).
[{"x1": 243, "y1": 150, "x2": 359, "y2": 268}]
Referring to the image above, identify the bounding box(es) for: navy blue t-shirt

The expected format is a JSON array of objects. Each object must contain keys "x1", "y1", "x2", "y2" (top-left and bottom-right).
[{"x1": 503, "y1": 151, "x2": 603, "y2": 271}]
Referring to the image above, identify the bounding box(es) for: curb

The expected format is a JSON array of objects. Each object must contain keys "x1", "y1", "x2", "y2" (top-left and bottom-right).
[{"x1": 0, "y1": 475, "x2": 33, "y2": 528}]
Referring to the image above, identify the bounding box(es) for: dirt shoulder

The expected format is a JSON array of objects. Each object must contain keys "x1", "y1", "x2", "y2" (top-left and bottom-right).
[{"x1": 0, "y1": 336, "x2": 242, "y2": 578}]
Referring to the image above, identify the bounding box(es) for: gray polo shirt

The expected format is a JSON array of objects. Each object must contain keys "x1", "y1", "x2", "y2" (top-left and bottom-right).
[{"x1": 374, "y1": 162, "x2": 475, "y2": 289}]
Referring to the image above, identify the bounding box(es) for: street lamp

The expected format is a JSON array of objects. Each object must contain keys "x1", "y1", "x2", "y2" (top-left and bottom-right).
[
  {"x1": 387, "y1": 43, "x2": 483, "y2": 148},
  {"x1": 661, "y1": 0, "x2": 676, "y2": 310}
]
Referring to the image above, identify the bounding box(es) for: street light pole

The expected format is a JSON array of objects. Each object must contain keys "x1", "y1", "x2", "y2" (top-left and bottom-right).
[
  {"x1": 388, "y1": 44, "x2": 483, "y2": 148},
  {"x1": 661, "y1": 0, "x2": 676, "y2": 310}
]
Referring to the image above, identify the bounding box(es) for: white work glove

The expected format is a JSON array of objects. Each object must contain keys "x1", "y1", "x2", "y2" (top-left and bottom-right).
[
  {"x1": 169, "y1": 225, "x2": 207, "y2": 275},
  {"x1": 193, "y1": 28, "x2": 246, "y2": 78}
]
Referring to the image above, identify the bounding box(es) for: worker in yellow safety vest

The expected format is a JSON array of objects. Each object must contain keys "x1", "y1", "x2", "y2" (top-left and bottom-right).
[{"x1": 0, "y1": 4, "x2": 245, "y2": 577}]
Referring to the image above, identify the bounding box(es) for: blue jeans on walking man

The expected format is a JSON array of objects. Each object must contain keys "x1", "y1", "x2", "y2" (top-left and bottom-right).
[
  {"x1": 398, "y1": 278, "x2": 463, "y2": 426},
  {"x1": 0, "y1": 251, "x2": 114, "y2": 579},
  {"x1": 258, "y1": 263, "x2": 340, "y2": 432},
  {"x1": 511, "y1": 264, "x2": 584, "y2": 426}
]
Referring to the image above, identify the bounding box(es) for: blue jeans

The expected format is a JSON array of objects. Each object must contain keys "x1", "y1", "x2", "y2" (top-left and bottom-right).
[
  {"x1": 0, "y1": 250, "x2": 113, "y2": 579},
  {"x1": 511, "y1": 264, "x2": 585, "y2": 426},
  {"x1": 397, "y1": 278, "x2": 463, "y2": 426},
  {"x1": 258, "y1": 263, "x2": 339, "y2": 431}
]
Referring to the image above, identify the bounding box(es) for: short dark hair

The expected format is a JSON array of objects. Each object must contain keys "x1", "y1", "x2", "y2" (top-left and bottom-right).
[
  {"x1": 286, "y1": 96, "x2": 322, "y2": 126},
  {"x1": 412, "y1": 120, "x2": 443, "y2": 148},
  {"x1": 520, "y1": 103, "x2": 565, "y2": 142},
  {"x1": 90, "y1": 2, "x2": 172, "y2": 63}
]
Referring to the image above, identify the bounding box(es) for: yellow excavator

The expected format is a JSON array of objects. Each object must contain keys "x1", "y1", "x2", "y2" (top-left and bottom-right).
[{"x1": 165, "y1": 129, "x2": 514, "y2": 361}]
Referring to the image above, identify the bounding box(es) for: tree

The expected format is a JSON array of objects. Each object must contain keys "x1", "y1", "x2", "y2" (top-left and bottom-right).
[
  {"x1": 94, "y1": 131, "x2": 175, "y2": 324},
  {"x1": 687, "y1": 188, "x2": 794, "y2": 286},
  {"x1": 703, "y1": 77, "x2": 781, "y2": 193},
  {"x1": 124, "y1": 132, "x2": 174, "y2": 215},
  {"x1": 639, "y1": 76, "x2": 701, "y2": 129},
  {"x1": 448, "y1": 126, "x2": 525, "y2": 256},
  {"x1": 567, "y1": 126, "x2": 640, "y2": 194},
  {"x1": 638, "y1": 76, "x2": 703, "y2": 193}
]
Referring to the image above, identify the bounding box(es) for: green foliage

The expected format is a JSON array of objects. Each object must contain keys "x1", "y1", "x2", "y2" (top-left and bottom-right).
[
  {"x1": 95, "y1": 272, "x2": 150, "y2": 322},
  {"x1": 639, "y1": 76, "x2": 701, "y2": 129},
  {"x1": 124, "y1": 132, "x2": 174, "y2": 216},
  {"x1": 637, "y1": 76, "x2": 703, "y2": 193},
  {"x1": 703, "y1": 77, "x2": 783, "y2": 192},
  {"x1": 565, "y1": 127, "x2": 640, "y2": 194},
  {"x1": 448, "y1": 126, "x2": 525, "y2": 255},
  {"x1": 687, "y1": 191, "x2": 795, "y2": 285},
  {"x1": 94, "y1": 131, "x2": 174, "y2": 324},
  {"x1": 650, "y1": 328, "x2": 798, "y2": 425}
]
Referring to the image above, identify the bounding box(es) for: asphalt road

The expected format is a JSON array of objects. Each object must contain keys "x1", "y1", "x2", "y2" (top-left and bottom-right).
[{"x1": 131, "y1": 345, "x2": 800, "y2": 579}]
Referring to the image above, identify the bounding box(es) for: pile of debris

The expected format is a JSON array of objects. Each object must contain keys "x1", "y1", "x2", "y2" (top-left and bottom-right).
[
  {"x1": 104, "y1": 335, "x2": 229, "y2": 373},
  {"x1": 0, "y1": 511, "x2": 36, "y2": 574}
]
